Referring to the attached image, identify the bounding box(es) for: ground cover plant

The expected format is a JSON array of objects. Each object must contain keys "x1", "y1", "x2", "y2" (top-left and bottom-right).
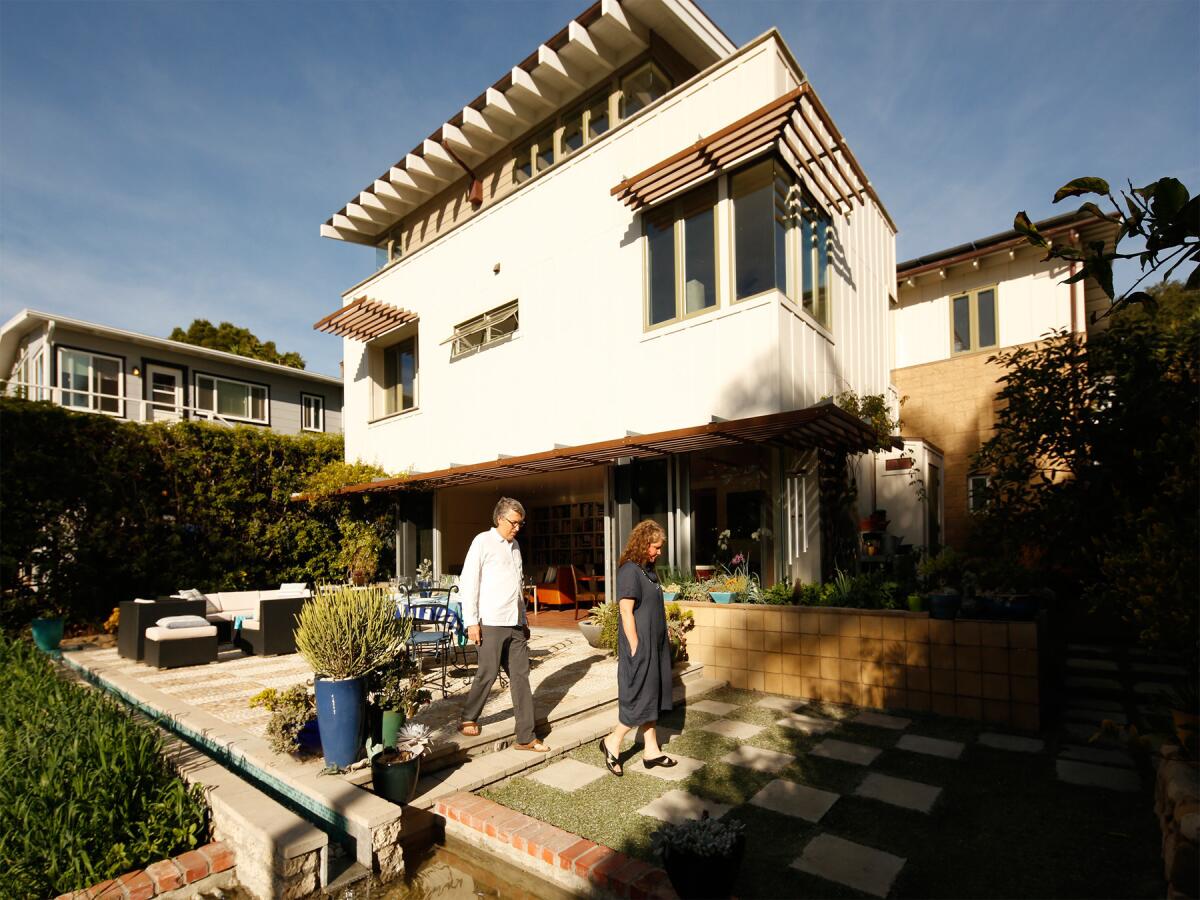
[
  {"x1": 0, "y1": 397, "x2": 393, "y2": 633},
  {"x1": 482, "y1": 686, "x2": 1164, "y2": 898},
  {"x1": 0, "y1": 636, "x2": 208, "y2": 897}
]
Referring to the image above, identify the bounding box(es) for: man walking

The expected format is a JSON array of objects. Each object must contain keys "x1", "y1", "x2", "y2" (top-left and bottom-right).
[{"x1": 458, "y1": 497, "x2": 549, "y2": 752}]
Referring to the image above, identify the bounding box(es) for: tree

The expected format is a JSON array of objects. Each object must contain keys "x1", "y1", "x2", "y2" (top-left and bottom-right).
[
  {"x1": 971, "y1": 282, "x2": 1198, "y2": 662},
  {"x1": 1014, "y1": 176, "x2": 1199, "y2": 316},
  {"x1": 168, "y1": 319, "x2": 306, "y2": 369}
]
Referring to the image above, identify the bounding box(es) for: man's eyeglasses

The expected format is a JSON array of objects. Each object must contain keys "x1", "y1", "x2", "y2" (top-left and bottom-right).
[{"x1": 503, "y1": 517, "x2": 524, "y2": 530}]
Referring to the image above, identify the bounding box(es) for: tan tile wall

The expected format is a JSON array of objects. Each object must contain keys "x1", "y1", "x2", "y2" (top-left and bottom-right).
[{"x1": 682, "y1": 602, "x2": 1040, "y2": 730}]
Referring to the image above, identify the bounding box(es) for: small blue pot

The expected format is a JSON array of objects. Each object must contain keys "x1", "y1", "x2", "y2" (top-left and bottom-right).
[
  {"x1": 31, "y1": 617, "x2": 64, "y2": 652},
  {"x1": 314, "y1": 676, "x2": 366, "y2": 768},
  {"x1": 663, "y1": 591, "x2": 677, "y2": 603},
  {"x1": 297, "y1": 718, "x2": 322, "y2": 755},
  {"x1": 709, "y1": 591, "x2": 734, "y2": 604},
  {"x1": 928, "y1": 593, "x2": 961, "y2": 620}
]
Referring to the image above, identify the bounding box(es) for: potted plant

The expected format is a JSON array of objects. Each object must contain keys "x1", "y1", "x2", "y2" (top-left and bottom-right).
[
  {"x1": 368, "y1": 722, "x2": 433, "y2": 806},
  {"x1": 651, "y1": 811, "x2": 746, "y2": 900},
  {"x1": 580, "y1": 600, "x2": 619, "y2": 650},
  {"x1": 919, "y1": 548, "x2": 962, "y2": 620},
  {"x1": 414, "y1": 558, "x2": 434, "y2": 596},
  {"x1": 294, "y1": 584, "x2": 410, "y2": 768},
  {"x1": 371, "y1": 655, "x2": 432, "y2": 748},
  {"x1": 665, "y1": 602, "x2": 695, "y2": 664},
  {"x1": 337, "y1": 517, "x2": 384, "y2": 586},
  {"x1": 30, "y1": 599, "x2": 68, "y2": 652},
  {"x1": 249, "y1": 685, "x2": 319, "y2": 756}
]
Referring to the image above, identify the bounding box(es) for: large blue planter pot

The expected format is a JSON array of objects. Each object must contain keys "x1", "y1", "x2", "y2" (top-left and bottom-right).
[
  {"x1": 314, "y1": 677, "x2": 366, "y2": 768},
  {"x1": 31, "y1": 617, "x2": 64, "y2": 652},
  {"x1": 929, "y1": 593, "x2": 961, "y2": 620}
]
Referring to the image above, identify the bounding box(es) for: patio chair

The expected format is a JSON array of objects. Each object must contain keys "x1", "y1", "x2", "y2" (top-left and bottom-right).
[
  {"x1": 235, "y1": 594, "x2": 310, "y2": 656},
  {"x1": 535, "y1": 564, "x2": 586, "y2": 620},
  {"x1": 399, "y1": 585, "x2": 459, "y2": 698}
]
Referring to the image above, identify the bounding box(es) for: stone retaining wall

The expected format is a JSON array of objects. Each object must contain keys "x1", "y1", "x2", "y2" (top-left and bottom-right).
[
  {"x1": 681, "y1": 603, "x2": 1040, "y2": 730},
  {"x1": 53, "y1": 841, "x2": 236, "y2": 900},
  {"x1": 1155, "y1": 745, "x2": 1199, "y2": 899}
]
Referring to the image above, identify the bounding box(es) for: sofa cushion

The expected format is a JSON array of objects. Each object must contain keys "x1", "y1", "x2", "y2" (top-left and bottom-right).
[
  {"x1": 240, "y1": 619, "x2": 261, "y2": 631},
  {"x1": 208, "y1": 592, "x2": 262, "y2": 614},
  {"x1": 279, "y1": 582, "x2": 308, "y2": 592},
  {"x1": 145, "y1": 624, "x2": 218, "y2": 641},
  {"x1": 156, "y1": 615, "x2": 210, "y2": 629}
]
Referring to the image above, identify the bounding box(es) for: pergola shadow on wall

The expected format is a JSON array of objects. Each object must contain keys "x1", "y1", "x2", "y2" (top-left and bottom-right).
[{"x1": 337, "y1": 402, "x2": 883, "y2": 590}]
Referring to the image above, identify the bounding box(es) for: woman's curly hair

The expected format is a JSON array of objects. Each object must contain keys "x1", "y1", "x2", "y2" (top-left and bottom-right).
[{"x1": 618, "y1": 520, "x2": 666, "y2": 568}]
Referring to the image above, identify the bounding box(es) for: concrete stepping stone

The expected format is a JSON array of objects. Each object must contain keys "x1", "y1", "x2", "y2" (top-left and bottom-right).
[
  {"x1": 719, "y1": 745, "x2": 795, "y2": 774},
  {"x1": 792, "y1": 833, "x2": 906, "y2": 898},
  {"x1": 1058, "y1": 745, "x2": 1135, "y2": 769},
  {"x1": 896, "y1": 734, "x2": 964, "y2": 760},
  {"x1": 689, "y1": 699, "x2": 741, "y2": 716},
  {"x1": 528, "y1": 758, "x2": 607, "y2": 791},
  {"x1": 978, "y1": 732, "x2": 1044, "y2": 753},
  {"x1": 776, "y1": 713, "x2": 838, "y2": 735},
  {"x1": 755, "y1": 695, "x2": 804, "y2": 713},
  {"x1": 698, "y1": 718, "x2": 763, "y2": 740},
  {"x1": 637, "y1": 754, "x2": 707, "y2": 783},
  {"x1": 1067, "y1": 658, "x2": 1119, "y2": 671},
  {"x1": 637, "y1": 788, "x2": 732, "y2": 825},
  {"x1": 852, "y1": 711, "x2": 911, "y2": 730},
  {"x1": 1056, "y1": 760, "x2": 1140, "y2": 792},
  {"x1": 1067, "y1": 696, "x2": 1125, "y2": 712},
  {"x1": 1131, "y1": 663, "x2": 1187, "y2": 677},
  {"x1": 855, "y1": 772, "x2": 942, "y2": 813},
  {"x1": 1066, "y1": 676, "x2": 1123, "y2": 691},
  {"x1": 811, "y1": 739, "x2": 881, "y2": 766},
  {"x1": 1066, "y1": 708, "x2": 1128, "y2": 726},
  {"x1": 749, "y1": 778, "x2": 839, "y2": 821}
]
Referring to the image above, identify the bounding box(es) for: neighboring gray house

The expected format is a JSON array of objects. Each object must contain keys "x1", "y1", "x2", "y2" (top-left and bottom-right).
[{"x1": 0, "y1": 309, "x2": 342, "y2": 435}]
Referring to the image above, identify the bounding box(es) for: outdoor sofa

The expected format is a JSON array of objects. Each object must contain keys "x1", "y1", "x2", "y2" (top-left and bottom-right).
[{"x1": 172, "y1": 584, "x2": 312, "y2": 655}]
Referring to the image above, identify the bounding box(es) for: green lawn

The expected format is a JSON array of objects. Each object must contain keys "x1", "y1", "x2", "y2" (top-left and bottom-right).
[{"x1": 481, "y1": 686, "x2": 1164, "y2": 898}]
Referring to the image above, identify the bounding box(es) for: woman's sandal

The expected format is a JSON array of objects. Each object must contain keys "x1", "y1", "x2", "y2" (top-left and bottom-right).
[
  {"x1": 599, "y1": 738, "x2": 623, "y2": 776},
  {"x1": 458, "y1": 721, "x2": 481, "y2": 737},
  {"x1": 642, "y1": 755, "x2": 677, "y2": 769}
]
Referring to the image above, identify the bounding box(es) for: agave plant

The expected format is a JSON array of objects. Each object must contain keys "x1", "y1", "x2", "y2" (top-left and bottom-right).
[{"x1": 395, "y1": 722, "x2": 433, "y2": 761}]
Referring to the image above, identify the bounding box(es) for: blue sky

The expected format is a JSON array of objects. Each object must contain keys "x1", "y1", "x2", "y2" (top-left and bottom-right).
[{"x1": 2, "y1": 0, "x2": 1196, "y2": 376}]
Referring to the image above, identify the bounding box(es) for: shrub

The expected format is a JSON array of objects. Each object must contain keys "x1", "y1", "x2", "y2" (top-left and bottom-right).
[
  {"x1": 0, "y1": 636, "x2": 207, "y2": 897},
  {"x1": 761, "y1": 579, "x2": 796, "y2": 604},
  {"x1": 294, "y1": 585, "x2": 410, "y2": 680},
  {"x1": 588, "y1": 600, "x2": 622, "y2": 651},
  {"x1": 249, "y1": 685, "x2": 315, "y2": 756}
]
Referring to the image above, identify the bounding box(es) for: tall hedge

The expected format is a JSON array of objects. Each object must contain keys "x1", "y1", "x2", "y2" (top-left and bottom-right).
[{"x1": 0, "y1": 398, "x2": 393, "y2": 631}]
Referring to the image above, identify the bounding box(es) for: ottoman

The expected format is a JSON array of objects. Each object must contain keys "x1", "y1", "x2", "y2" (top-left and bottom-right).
[{"x1": 144, "y1": 625, "x2": 218, "y2": 669}]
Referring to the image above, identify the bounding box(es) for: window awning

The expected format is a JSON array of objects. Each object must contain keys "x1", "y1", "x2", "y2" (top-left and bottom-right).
[
  {"x1": 333, "y1": 403, "x2": 893, "y2": 495},
  {"x1": 313, "y1": 297, "x2": 418, "y2": 342},
  {"x1": 610, "y1": 83, "x2": 895, "y2": 233}
]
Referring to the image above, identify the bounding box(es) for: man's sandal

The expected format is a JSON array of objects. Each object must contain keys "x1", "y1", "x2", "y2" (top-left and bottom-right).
[
  {"x1": 514, "y1": 739, "x2": 551, "y2": 753},
  {"x1": 458, "y1": 721, "x2": 481, "y2": 737}
]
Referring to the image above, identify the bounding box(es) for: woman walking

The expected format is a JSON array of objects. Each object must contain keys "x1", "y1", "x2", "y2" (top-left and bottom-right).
[{"x1": 599, "y1": 520, "x2": 676, "y2": 776}]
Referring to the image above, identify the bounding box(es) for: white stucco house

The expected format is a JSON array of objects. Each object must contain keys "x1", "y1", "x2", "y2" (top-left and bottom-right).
[
  {"x1": 317, "y1": 0, "x2": 907, "y2": 590},
  {"x1": 1, "y1": 309, "x2": 343, "y2": 436}
]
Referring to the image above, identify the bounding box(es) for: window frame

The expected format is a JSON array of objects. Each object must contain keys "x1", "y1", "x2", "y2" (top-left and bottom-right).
[
  {"x1": 729, "y1": 157, "x2": 834, "y2": 331},
  {"x1": 967, "y1": 473, "x2": 991, "y2": 514},
  {"x1": 193, "y1": 371, "x2": 270, "y2": 426},
  {"x1": 449, "y1": 300, "x2": 519, "y2": 360},
  {"x1": 950, "y1": 285, "x2": 999, "y2": 355},
  {"x1": 619, "y1": 61, "x2": 670, "y2": 120},
  {"x1": 372, "y1": 333, "x2": 419, "y2": 422},
  {"x1": 56, "y1": 346, "x2": 124, "y2": 417},
  {"x1": 300, "y1": 392, "x2": 325, "y2": 432},
  {"x1": 641, "y1": 179, "x2": 720, "y2": 331}
]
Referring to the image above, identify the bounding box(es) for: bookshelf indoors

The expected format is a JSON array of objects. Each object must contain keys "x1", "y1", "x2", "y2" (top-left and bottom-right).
[{"x1": 524, "y1": 500, "x2": 605, "y2": 570}]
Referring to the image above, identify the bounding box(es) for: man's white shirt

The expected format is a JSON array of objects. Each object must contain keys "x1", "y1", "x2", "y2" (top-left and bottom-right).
[{"x1": 459, "y1": 527, "x2": 525, "y2": 628}]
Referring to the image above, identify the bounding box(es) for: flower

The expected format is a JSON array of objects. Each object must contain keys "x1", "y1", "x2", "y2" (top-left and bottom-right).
[
  {"x1": 730, "y1": 553, "x2": 745, "y2": 566},
  {"x1": 716, "y1": 528, "x2": 731, "y2": 552},
  {"x1": 415, "y1": 558, "x2": 434, "y2": 582}
]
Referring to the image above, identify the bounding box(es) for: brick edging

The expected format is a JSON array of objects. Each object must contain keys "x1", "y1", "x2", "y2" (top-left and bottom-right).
[
  {"x1": 437, "y1": 792, "x2": 675, "y2": 899},
  {"x1": 54, "y1": 841, "x2": 235, "y2": 900}
]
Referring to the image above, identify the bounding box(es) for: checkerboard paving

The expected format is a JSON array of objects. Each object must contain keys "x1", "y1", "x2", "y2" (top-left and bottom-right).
[{"x1": 490, "y1": 687, "x2": 1097, "y2": 898}]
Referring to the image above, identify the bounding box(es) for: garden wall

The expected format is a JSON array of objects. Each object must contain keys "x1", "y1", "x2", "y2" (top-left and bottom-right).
[{"x1": 681, "y1": 602, "x2": 1040, "y2": 730}]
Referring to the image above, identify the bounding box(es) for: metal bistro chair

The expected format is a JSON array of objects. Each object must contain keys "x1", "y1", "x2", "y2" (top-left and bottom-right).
[{"x1": 399, "y1": 584, "x2": 460, "y2": 698}]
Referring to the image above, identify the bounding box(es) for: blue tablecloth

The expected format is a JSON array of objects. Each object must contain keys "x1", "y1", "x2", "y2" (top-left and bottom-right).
[{"x1": 397, "y1": 599, "x2": 466, "y2": 646}]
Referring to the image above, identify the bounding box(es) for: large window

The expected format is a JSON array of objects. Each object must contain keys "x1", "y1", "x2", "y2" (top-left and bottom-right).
[
  {"x1": 380, "y1": 337, "x2": 417, "y2": 417},
  {"x1": 58, "y1": 348, "x2": 122, "y2": 415},
  {"x1": 731, "y1": 158, "x2": 832, "y2": 329},
  {"x1": 967, "y1": 474, "x2": 991, "y2": 513},
  {"x1": 450, "y1": 300, "x2": 518, "y2": 359},
  {"x1": 301, "y1": 393, "x2": 325, "y2": 432},
  {"x1": 952, "y1": 287, "x2": 997, "y2": 353},
  {"x1": 195, "y1": 373, "x2": 267, "y2": 424},
  {"x1": 644, "y1": 181, "x2": 718, "y2": 328}
]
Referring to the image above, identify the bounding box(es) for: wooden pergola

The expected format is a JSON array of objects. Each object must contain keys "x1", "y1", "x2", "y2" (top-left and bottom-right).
[{"x1": 312, "y1": 297, "x2": 418, "y2": 342}]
